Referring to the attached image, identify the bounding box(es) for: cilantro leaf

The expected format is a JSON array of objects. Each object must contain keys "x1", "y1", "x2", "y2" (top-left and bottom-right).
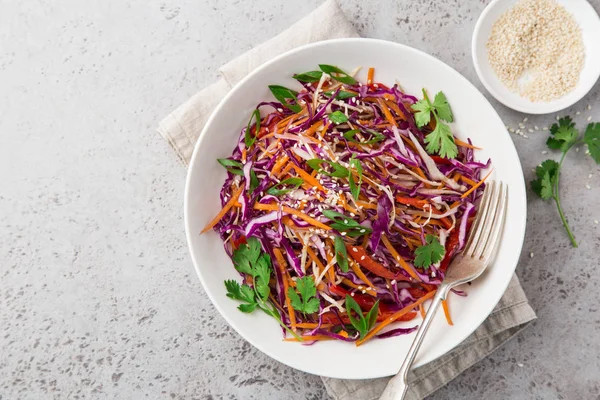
[
  {"x1": 288, "y1": 276, "x2": 319, "y2": 314},
  {"x1": 334, "y1": 235, "x2": 349, "y2": 273},
  {"x1": 411, "y1": 99, "x2": 432, "y2": 128},
  {"x1": 224, "y1": 280, "x2": 257, "y2": 313},
  {"x1": 253, "y1": 254, "x2": 272, "y2": 301},
  {"x1": 268, "y1": 85, "x2": 302, "y2": 113},
  {"x1": 345, "y1": 295, "x2": 379, "y2": 339},
  {"x1": 547, "y1": 117, "x2": 578, "y2": 151},
  {"x1": 432, "y1": 91, "x2": 453, "y2": 122},
  {"x1": 293, "y1": 71, "x2": 323, "y2": 83},
  {"x1": 413, "y1": 234, "x2": 445, "y2": 269},
  {"x1": 232, "y1": 237, "x2": 261, "y2": 275},
  {"x1": 584, "y1": 122, "x2": 600, "y2": 164},
  {"x1": 424, "y1": 121, "x2": 458, "y2": 159},
  {"x1": 531, "y1": 160, "x2": 559, "y2": 200},
  {"x1": 318, "y1": 64, "x2": 357, "y2": 85},
  {"x1": 328, "y1": 111, "x2": 349, "y2": 124}
]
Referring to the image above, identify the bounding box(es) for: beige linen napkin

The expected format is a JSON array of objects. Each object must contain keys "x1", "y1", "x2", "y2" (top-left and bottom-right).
[{"x1": 158, "y1": 1, "x2": 537, "y2": 399}]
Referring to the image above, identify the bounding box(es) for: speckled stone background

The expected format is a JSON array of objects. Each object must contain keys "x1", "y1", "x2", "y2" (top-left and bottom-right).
[{"x1": 1, "y1": 0, "x2": 600, "y2": 399}]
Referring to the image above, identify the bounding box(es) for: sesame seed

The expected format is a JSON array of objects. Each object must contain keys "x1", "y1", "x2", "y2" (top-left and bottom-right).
[
  {"x1": 528, "y1": 129, "x2": 534, "y2": 133},
  {"x1": 589, "y1": 174, "x2": 593, "y2": 179},
  {"x1": 530, "y1": 252, "x2": 534, "y2": 258},
  {"x1": 523, "y1": 117, "x2": 528, "y2": 122},
  {"x1": 517, "y1": 363, "x2": 524, "y2": 368},
  {"x1": 586, "y1": 184, "x2": 591, "y2": 190},
  {"x1": 576, "y1": 111, "x2": 581, "y2": 115},
  {"x1": 576, "y1": 147, "x2": 580, "y2": 152},
  {"x1": 360, "y1": 255, "x2": 365, "y2": 260},
  {"x1": 543, "y1": 126, "x2": 549, "y2": 131},
  {"x1": 341, "y1": 232, "x2": 347, "y2": 236},
  {"x1": 523, "y1": 135, "x2": 529, "y2": 138},
  {"x1": 351, "y1": 292, "x2": 355, "y2": 297},
  {"x1": 534, "y1": 125, "x2": 539, "y2": 130},
  {"x1": 352, "y1": 247, "x2": 358, "y2": 252},
  {"x1": 359, "y1": 229, "x2": 366, "y2": 233},
  {"x1": 542, "y1": 151, "x2": 548, "y2": 155},
  {"x1": 391, "y1": 279, "x2": 397, "y2": 285},
  {"x1": 556, "y1": 116, "x2": 560, "y2": 121},
  {"x1": 594, "y1": 220, "x2": 599, "y2": 225},
  {"x1": 587, "y1": 105, "x2": 592, "y2": 110},
  {"x1": 361, "y1": 290, "x2": 366, "y2": 294},
  {"x1": 587, "y1": 116, "x2": 592, "y2": 122},
  {"x1": 519, "y1": 123, "x2": 525, "y2": 129},
  {"x1": 516, "y1": 129, "x2": 521, "y2": 134},
  {"x1": 509, "y1": 128, "x2": 515, "y2": 133},
  {"x1": 357, "y1": 286, "x2": 363, "y2": 290}
]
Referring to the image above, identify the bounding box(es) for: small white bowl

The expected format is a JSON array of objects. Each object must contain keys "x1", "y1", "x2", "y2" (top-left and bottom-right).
[{"x1": 472, "y1": 0, "x2": 600, "y2": 114}]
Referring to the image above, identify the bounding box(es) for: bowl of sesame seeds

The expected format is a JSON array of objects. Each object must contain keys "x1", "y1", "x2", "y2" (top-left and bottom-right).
[{"x1": 472, "y1": 0, "x2": 600, "y2": 114}]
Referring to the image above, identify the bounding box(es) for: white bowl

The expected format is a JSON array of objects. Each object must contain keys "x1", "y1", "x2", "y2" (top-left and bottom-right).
[
  {"x1": 472, "y1": 0, "x2": 600, "y2": 114},
  {"x1": 185, "y1": 38, "x2": 527, "y2": 379}
]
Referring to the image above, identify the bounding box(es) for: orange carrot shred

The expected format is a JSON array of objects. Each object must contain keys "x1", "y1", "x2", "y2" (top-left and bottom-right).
[
  {"x1": 461, "y1": 169, "x2": 494, "y2": 199},
  {"x1": 201, "y1": 186, "x2": 244, "y2": 233},
  {"x1": 367, "y1": 67, "x2": 374, "y2": 85},
  {"x1": 419, "y1": 304, "x2": 426, "y2": 319},
  {"x1": 442, "y1": 299, "x2": 453, "y2": 326},
  {"x1": 377, "y1": 98, "x2": 398, "y2": 127},
  {"x1": 380, "y1": 235, "x2": 421, "y2": 281},
  {"x1": 454, "y1": 138, "x2": 482, "y2": 150},
  {"x1": 253, "y1": 203, "x2": 331, "y2": 231},
  {"x1": 273, "y1": 248, "x2": 297, "y2": 330}
]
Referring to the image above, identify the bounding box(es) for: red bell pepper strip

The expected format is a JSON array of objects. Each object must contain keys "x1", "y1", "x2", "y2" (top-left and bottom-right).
[{"x1": 345, "y1": 244, "x2": 411, "y2": 281}]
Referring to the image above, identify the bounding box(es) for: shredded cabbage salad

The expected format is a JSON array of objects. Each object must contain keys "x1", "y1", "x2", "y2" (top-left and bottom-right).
[{"x1": 202, "y1": 65, "x2": 490, "y2": 345}]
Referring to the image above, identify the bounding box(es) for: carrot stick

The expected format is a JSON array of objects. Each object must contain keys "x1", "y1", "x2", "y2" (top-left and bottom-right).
[
  {"x1": 271, "y1": 154, "x2": 289, "y2": 176},
  {"x1": 356, "y1": 201, "x2": 377, "y2": 210},
  {"x1": 419, "y1": 303, "x2": 426, "y2": 319},
  {"x1": 459, "y1": 175, "x2": 478, "y2": 187},
  {"x1": 356, "y1": 290, "x2": 436, "y2": 346},
  {"x1": 253, "y1": 203, "x2": 331, "y2": 230},
  {"x1": 291, "y1": 164, "x2": 327, "y2": 192},
  {"x1": 273, "y1": 248, "x2": 297, "y2": 330},
  {"x1": 278, "y1": 162, "x2": 294, "y2": 178},
  {"x1": 454, "y1": 138, "x2": 482, "y2": 150},
  {"x1": 442, "y1": 299, "x2": 453, "y2": 326},
  {"x1": 461, "y1": 169, "x2": 493, "y2": 199},
  {"x1": 385, "y1": 99, "x2": 406, "y2": 120},
  {"x1": 325, "y1": 242, "x2": 336, "y2": 283},
  {"x1": 380, "y1": 235, "x2": 421, "y2": 281},
  {"x1": 396, "y1": 196, "x2": 429, "y2": 208},
  {"x1": 367, "y1": 67, "x2": 374, "y2": 85},
  {"x1": 377, "y1": 98, "x2": 398, "y2": 127},
  {"x1": 201, "y1": 186, "x2": 244, "y2": 233},
  {"x1": 294, "y1": 323, "x2": 334, "y2": 329}
]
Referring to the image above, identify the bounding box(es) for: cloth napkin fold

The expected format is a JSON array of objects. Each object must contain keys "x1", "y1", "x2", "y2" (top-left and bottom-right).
[{"x1": 157, "y1": 1, "x2": 537, "y2": 399}]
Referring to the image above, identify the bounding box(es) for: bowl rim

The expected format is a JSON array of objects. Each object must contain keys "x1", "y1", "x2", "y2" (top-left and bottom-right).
[
  {"x1": 184, "y1": 37, "x2": 527, "y2": 379},
  {"x1": 471, "y1": 0, "x2": 600, "y2": 114}
]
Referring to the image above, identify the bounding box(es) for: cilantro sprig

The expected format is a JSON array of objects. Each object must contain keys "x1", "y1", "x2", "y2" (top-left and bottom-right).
[
  {"x1": 322, "y1": 210, "x2": 372, "y2": 237},
  {"x1": 288, "y1": 276, "x2": 320, "y2": 314},
  {"x1": 306, "y1": 156, "x2": 363, "y2": 200},
  {"x1": 413, "y1": 234, "x2": 445, "y2": 269},
  {"x1": 531, "y1": 117, "x2": 600, "y2": 247},
  {"x1": 411, "y1": 89, "x2": 458, "y2": 159},
  {"x1": 225, "y1": 237, "x2": 303, "y2": 340},
  {"x1": 345, "y1": 295, "x2": 379, "y2": 339}
]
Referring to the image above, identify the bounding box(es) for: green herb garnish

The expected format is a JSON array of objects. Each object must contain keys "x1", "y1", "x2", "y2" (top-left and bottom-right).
[
  {"x1": 288, "y1": 276, "x2": 320, "y2": 314},
  {"x1": 217, "y1": 158, "x2": 244, "y2": 175},
  {"x1": 334, "y1": 235, "x2": 349, "y2": 273},
  {"x1": 306, "y1": 159, "x2": 350, "y2": 178},
  {"x1": 249, "y1": 169, "x2": 259, "y2": 194},
  {"x1": 325, "y1": 90, "x2": 358, "y2": 100},
  {"x1": 412, "y1": 89, "x2": 458, "y2": 159},
  {"x1": 268, "y1": 85, "x2": 302, "y2": 113},
  {"x1": 348, "y1": 156, "x2": 363, "y2": 200},
  {"x1": 345, "y1": 295, "x2": 379, "y2": 339},
  {"x1": 343, "y1": 129, "x2": 386, "y2": 145},
  {"x1": 245, "y1": 109, "x2": 261, "y2": 148},
  {"x1": 531, "y1": 117, "x2": 600, "y2": 247},
  {"x1": 328, "y1": 111, "x2": 349, "y2": 124},
  {"x1": 413, "y1": 234, "x2": 445, "y2": 269},
  {"x1": 322, "y1": 210, "x2": 372, "y2": 237},
  {"x1": 292, "y1": 71, "x2": 323, "y2": 83},
  {"x1": 318, "y1": 64, "x2": 357, "y2": 85},
  {"x1": 266, "y1": 177, "x2": 304, "y2": 196},
  {"x1": 225, "y1": 237, "x2": 303, "y2": 340}
]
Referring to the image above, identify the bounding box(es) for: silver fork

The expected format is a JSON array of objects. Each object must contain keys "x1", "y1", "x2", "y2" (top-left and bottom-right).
[{"x1": 379, "y1": 181, "x2": 508, "y2": 400}]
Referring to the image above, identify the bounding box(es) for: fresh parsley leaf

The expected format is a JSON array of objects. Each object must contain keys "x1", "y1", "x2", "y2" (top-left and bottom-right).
[
  {"x1": 293, "y1": 71, "x2": 323, "y2": 82},
  {"x1": 432, "y1": 91, "x2": 453, "y2": 123},
  {"x1": 334, "y1": 235, "x2": 349, "y2": 273},
  {"x1": 412, "y1": 89, "x2": 458, "y2": 159},
  {"x1": 424, "y1": 120, "x2": 457, "y2": 159},
  {"x1": 343, "y1": 129, "x2": 385, "y2": 145},
  {"x1": 348, "y1": 157, "x2": 363, "y2": 200},
  {"x1": 266, "y1": 177, "x2": 304, "y2": 196},
  {"x1": 217, "y1": 158, "x2": 244, "y2": 175},
  {"x1": 288, "y1": 276, "x2": 320, "y2": 314},
  {"x1": 252, "y1": 253, "x2": 272, "y2": 301},
  {"x1": 345, "y1": 295, "x2": 379, "y2": 339},
  {"x1": 328, "y1": 111, "x2": 349, "y2": 124},
  {"x1": 245, "y1": 109, "x2": 260, "y2": 148},
  {"x1": 224, "y1": 280, "x2": 257, "y2": 313},
  {"x1": 531, "y1": 160, "x2": 559, "y2": 200},
  {"x1": 547, "y1": 117, "x2": 578, "y2": 151},
  {"x1": 318, "y1": 64, "x2": 357, "y2": 85},
  {"x1": 232, "y1": 237, "x2": 261, "y2": 275},
  {"x1": 413, "y1": 234, "x2": 445, "y2": 269},
  {"x1": 306, "y1": 158, "x2": 350, "y2": 178},
  {"x1": 322, "y1": 210, "x2": 372, "y2": 237},
  {"x1": 584, "y1": 122, "x2": 600, "y2": 164},
  {"x1": 268, "y1": 85, "x2": 302, "y2": 113},
  {"x1": 411, "y1": 99, "x2": 432, "y2": 128}
]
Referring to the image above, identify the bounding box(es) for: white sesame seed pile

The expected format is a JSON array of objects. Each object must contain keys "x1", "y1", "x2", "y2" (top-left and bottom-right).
[{"x1": 487, "y1": 0, "x2": 585, "y2": 102}]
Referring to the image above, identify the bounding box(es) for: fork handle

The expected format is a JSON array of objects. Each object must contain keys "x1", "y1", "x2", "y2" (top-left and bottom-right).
[{"x1": 379, "y1": 284, "x2": 450, "y2": 400}]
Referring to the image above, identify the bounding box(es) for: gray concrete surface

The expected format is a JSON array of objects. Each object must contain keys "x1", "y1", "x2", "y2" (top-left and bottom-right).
[{"x1": 1, "y1": 0, "x2": 599, "y2": 399}]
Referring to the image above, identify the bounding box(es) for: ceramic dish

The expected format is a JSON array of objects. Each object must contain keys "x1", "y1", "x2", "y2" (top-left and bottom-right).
[{"x1": 185, "y1": 38, "x2": 527, "y2": 379}]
